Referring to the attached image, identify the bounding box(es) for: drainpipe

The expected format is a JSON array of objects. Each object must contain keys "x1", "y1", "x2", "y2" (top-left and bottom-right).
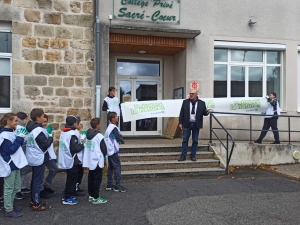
[{"x1": 95, "y1": 0, "x2": 101, "y2": 117}]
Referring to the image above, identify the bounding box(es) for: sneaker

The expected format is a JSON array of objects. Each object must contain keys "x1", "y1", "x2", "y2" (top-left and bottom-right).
[
  {"x1": 21, "y1": 188, "x2": 31, "y2": 194},
  {"x1": 254, "y1": 140, "x2": 262, "y2": 144},
  {"x1": 31, "y1": 203, "x2": 48, "y2": 211},
  {"x1": 91, "y1": 197, "x2": 107, "y2": 204},
  {"x1": 30, "y1": 201, "x2": 48, "y2": 207},
  {"x1": 43, "y1": 186, "x2": 54, "y2": 194},
  {"x1": 13, "y1": 205, "x2": 22, "y2": 212},
  {"x1": 15, "y1": 192, "x2": 24, "y2": 200},
  {"x1": 113, "y1": 185, "x2": 127, "y2": 193},
  {"x1": 62, "y1": 197, "x2": 78, "y2": 205},
  {"x1": 74, "y1": 190, "x2": 85, "y2": 196},
  {"x1": 40, "y1": 190, "x2": 52, "y2": 199},
  {"x1": 88, "y1": 196, "x2": 93, "y2": 202},
  {"x1": 5, "y1": 210, "x2": 22, "y2": 218},
  {"x1": 106, "y1": 184, "x2": 115, "y2": 191},
  {"x1": 62, "y1": 196, "x2": 76, "y2": 201}
]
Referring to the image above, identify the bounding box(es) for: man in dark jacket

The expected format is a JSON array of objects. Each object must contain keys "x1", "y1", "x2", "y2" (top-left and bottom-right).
[{"x1": 178, "y1": 89, "x2": 210, "y2": 162}]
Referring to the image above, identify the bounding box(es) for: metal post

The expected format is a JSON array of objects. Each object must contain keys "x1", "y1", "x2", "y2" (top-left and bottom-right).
[
  {"x1": 226, "y1": 134, "x2": 229, "y2": 174},
  {"x1": 288, "y1": 117, "x2": 291, "y2": 145},
  {"x1": 249, "y1": 115, "x2": 252, "y2": 144},
  {"x1": 209, "y1": 113, "x2": 212, "y2": 144}
]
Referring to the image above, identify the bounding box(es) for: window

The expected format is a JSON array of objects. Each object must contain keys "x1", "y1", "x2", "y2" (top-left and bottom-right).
[
  {"x1": 214, "y1": 49, "x2": 282, "y2": 101},
  {"x1": 117, "y1": 59, "x2": 160, "y2": 77},
  {"x1": 0, "y1": 22, "x2": 12, "y2": 113}
]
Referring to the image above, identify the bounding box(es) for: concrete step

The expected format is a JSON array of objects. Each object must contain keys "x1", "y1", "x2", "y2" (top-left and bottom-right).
[
  {"x1": 120, "y1": 144, "x2": 209, "y2": 153},
  {"x1": 121, "y1": 167, "x2": 225, "y2": 176},
  {"x1": 121, "y1": 159, "x2": 220, "y2": 171},
  {"x1": 119, "y1": 151, "x2": 214, "y2": 162}
]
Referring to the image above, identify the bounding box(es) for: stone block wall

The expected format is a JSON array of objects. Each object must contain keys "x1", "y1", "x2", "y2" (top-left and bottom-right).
[{"x1": 0, "y1": 0, "x2": 95, "y2": 146}]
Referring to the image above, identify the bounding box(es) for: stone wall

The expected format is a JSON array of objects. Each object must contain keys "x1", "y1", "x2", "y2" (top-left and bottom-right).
[{"x1": 0, "y1": 0, "x2": 95, "y2": 146}]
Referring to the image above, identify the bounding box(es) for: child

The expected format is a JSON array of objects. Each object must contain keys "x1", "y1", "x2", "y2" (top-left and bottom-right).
[
  {"x1": 40, "y1": 114, "x2": 58, "y2": 198},
  {"x1": 83, "y1": 118, "x2": 107, "y2": 204},
  {"x1": 15, "y1": 112, "x2": 31, "y2": 200},
  {"x1": 102, "y1": 87, "x2": 120, "y2": 126},
  {"x1": 26, "y1": 108, "x2": 54, "y2": 211},
  {"x1": 58, "y1": 116, "x2": 84, "y2": 205},
  {"x1": 74, "y1": 116, "x2": 85, "y2": 196},
  {"x1": 104, "y1": 112, "x2": 126, "y2": 192},
  {"x1": 0, "y1": 113, "x2": 27, "y2": 217}
]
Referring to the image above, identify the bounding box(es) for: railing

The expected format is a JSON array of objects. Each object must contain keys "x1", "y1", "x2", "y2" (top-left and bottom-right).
[
  {"x1": 209, "y1": 112, "x2": 235, "y2": 174},
  {"x1": 209, "y1": 112, "x2": 300, "y2": 174}
]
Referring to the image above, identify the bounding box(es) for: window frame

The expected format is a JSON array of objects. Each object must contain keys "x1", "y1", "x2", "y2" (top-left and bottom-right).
[
  {"x1": 0, "y1": 28, "x2": 12, "y2": 113},
  {"x1": 214, "y1": 49, "x2": 283, "y2": 102}
]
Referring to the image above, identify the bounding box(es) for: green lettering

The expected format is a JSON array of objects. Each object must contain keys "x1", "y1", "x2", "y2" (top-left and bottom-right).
[
  {"x1": 118, "y1": 7, "x2": 127, "y2": 17},
  {"x1": 121, "y1": 0, "x2": 127, "y2": 5},
  {"x1": 151, "y1": 10, "x2": 160, "y2": 21}
]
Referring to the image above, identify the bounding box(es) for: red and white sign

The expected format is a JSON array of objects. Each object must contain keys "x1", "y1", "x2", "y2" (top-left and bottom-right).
[{"x1": 190, "y1": 81, "x2": 199, "y2": 89}]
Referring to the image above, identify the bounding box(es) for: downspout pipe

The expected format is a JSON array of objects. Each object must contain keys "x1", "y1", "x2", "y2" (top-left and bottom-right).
[{"x1": 95, "y1": 0, "x2": 101, "y2": 118}]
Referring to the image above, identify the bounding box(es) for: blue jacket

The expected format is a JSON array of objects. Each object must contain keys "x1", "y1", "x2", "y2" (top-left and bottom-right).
[{"x1": 0, "y1": 128, "x2": 24, "y2": 171}]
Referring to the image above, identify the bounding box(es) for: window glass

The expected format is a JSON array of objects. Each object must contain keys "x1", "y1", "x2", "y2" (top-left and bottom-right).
[
  {"x1": 231, "y1": 50, "x2": 263, "y2": 62},
  {"x1": 0, "y1": 32, "x2": 12, "y2": 53},
  {"x1": 214, "y1": 65, "x2": 227, "y2": 97},
  {"x1": 117, "y1": 59, "x2": 160, "y2": 76},
  {"x1": 267, "y1": 51, "x2": 280, "y2": 64},
  {"x1": 0, "y1": 58, "x2": 10, "y2": 76},
  {"x1": 0, "y1": 76, "x2": 10, "y2": 107},
  {"x1": 249, "y1": 67, "x2": 263, "y2": 97},
  {"x1": 214, "y1": 49, "x2": 227, "y2": 62},
  {"x1": 267, "y1": 66, "x2": 281, "y2": 101},
  {"x1": 231, "y1": 66, "x2": 245, "y2": 97}
]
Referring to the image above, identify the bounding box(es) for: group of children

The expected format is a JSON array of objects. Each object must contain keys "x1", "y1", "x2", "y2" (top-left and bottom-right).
[{"x1": 0, "y1": 87, "x2": 126, "y2": 217}]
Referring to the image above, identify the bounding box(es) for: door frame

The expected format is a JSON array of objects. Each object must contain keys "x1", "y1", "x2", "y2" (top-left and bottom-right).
[{"x1": 114, "y1": 56, "x2": 163, "y2": 136}]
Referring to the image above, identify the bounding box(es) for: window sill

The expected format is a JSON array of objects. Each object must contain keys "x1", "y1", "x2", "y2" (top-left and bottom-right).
[{"x1": 0, "y1": 108, "x2": 12, "y2": 114}]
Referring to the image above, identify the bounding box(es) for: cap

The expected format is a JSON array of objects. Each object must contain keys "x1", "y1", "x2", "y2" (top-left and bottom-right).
[{"x1": 66, "y1": 115, "x2": 77, "y2": 126}]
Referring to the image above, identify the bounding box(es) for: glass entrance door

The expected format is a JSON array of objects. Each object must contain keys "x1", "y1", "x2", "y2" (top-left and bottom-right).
[{"x1": 117, "y1": 78, "x2": 162, "y2": 136}]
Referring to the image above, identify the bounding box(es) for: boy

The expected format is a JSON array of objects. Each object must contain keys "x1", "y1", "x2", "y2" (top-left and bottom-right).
[
  {"x1": 58, "y1": 116, "x2": 84, "y2": 205},
  {"x1": 40, "y1": 114, "x2": 58, "y2": 198},
  {"x1": 82, "y1": 118, "x2": 107, "y2": 204},
  {"x1": 105, "y1": 112, "x2": 126, "y2": 192},
  {"x1": 102, "y1": 87, "x2": 120, "y2": 126},
  {"x1": 26, "y1": 108, "x2": 54, "y2": 211}
]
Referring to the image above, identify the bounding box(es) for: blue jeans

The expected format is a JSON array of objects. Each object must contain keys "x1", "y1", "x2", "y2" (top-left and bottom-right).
[
  {"x1": 31, "y1": 164, "x2": 45, "y2": 204},
  {"x1": 181, "y1": 122, "x2": 200, "y2": 157}
]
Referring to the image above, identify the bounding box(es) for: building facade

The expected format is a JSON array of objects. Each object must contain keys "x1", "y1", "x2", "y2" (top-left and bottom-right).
[{"x1": 1, "y1": 0, "x2": 300, "y2": 142}]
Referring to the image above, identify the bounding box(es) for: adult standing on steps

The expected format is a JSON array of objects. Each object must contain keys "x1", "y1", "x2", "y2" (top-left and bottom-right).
[{"x1": 178, "y1": 89, "x2": 210, "y2": 162}]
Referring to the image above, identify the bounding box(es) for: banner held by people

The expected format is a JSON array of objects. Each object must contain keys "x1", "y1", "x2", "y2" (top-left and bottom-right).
[{"x1": 120, "y1": 97, "x2": 270, "y2": 122}]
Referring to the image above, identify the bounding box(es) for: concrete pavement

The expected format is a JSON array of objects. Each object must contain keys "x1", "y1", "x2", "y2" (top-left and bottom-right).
[{"x1": 1, "y1": 166, "x2": 300, "y2": 225}]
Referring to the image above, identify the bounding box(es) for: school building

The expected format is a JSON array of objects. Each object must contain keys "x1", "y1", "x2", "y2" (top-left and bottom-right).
[{"x1": 1, "y1": 0, "x2": 300, "y2": 142}]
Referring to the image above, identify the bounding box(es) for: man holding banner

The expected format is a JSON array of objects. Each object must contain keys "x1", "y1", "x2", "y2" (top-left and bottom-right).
[{"x1": 178, "y1": 89, "x2": 210, "y2": 162}]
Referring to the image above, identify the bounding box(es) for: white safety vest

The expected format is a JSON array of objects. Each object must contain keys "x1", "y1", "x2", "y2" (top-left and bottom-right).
[
  {"x1": 104, "y1": 124, "x2": 120, "y2": 156},
  {"x1": 104, "y1": 96, "x2": 120, "y2": 116},
  {"x1": 58, "y1": 130, "x2": 83, "y2": 169},
  {"x1": 0, "y1": 131, "x2": 28, "y2": 177},
  {"x1": 26, "y1": 127, "x2": 56, "y2": 166},
  {"x1": 82, "y1": 133, "x2": 105, "y2": 170},
  {"x1": 265, "y1": 101, "x2": 281, "y2": 118}
]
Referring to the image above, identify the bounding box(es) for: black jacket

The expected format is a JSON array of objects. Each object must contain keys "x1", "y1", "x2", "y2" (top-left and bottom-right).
[
  {"x1": 179, "y1": 99, "x2": 209, "y2": 129},
  {"x1": 26, "y1": 120, "x2": 52, "y2": 164},
  {"x1": 86, "y1": 129, "x2": 107, "y2": 156}
]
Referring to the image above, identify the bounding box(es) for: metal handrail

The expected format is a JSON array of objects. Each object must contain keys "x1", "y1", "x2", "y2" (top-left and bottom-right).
[
  {"x1": 209, "y1": 113, "x2": 235, "y2": 174},
  {"x1": 209, "y1": 112, "x2": 300, "y2": 174}
]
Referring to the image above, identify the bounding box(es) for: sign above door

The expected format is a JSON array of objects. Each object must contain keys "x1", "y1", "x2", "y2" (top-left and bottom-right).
[{"x1": 113, "y1": 0, "x2": 181, "y2": 24}]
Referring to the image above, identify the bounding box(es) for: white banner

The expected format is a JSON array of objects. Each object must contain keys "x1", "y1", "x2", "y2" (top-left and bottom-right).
[{"x1": 120, "y1": 97, "x2": 269, "y2": 122}]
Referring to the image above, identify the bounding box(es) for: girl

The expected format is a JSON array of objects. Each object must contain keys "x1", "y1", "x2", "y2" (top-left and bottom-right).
[{"x1": 0, "y1": 113, "x2": 27, "y2": 217}]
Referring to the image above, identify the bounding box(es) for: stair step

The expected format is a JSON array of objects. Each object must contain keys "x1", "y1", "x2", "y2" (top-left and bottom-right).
[
  {"x1": 122, "y1": 159, "x2": 220, "y2": 170},
  {"x1": 122, "y1": 167, "x2": 225, "y2": 175},
  {"x1": 120, "y1": 151, "x2": 214, "y2": 161},
  {"x1": 120, "y1": 145, "x2": 209, "y2": 153}
]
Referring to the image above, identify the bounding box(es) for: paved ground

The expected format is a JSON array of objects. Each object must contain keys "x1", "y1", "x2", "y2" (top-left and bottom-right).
[{"x1": 1, "y1": 166, "x2": 300, "y2": 225}]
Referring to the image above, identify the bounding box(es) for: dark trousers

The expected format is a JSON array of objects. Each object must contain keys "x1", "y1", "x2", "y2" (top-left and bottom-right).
[
  {"x1": 88, "y1": 165, "x2": 103, "y2": 199},
  {"x1": 107, "y1": 153, "x2": 121, "y2": 186},
  {"x1": 258, "y1": 118, "x2": 280, "y2": 142},
  {"x1": 76, "y1": 164, "x2": 84, "y2": 188},
  {"x1": 65, "y1": 165, "x2": 80, "y2": 199},
  {"x1": 181, "y1": 122, "x2": 200, "y2": 157},
  {"x1": 31, "y1": 164, "x2": 45, "y2": 204},
  {"x1": 0, "y1": 177, "x2": 4, "y2": 198}
]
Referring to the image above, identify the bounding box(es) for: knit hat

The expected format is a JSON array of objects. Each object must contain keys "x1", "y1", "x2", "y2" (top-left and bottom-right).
[{"x1": 66, "y1": 115, "x2": 77, "y2": 126}]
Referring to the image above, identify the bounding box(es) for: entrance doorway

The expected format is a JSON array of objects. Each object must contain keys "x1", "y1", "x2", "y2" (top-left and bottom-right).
[{"x1": 115, "y1": 58, "x2": 162, "y2": 136}]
